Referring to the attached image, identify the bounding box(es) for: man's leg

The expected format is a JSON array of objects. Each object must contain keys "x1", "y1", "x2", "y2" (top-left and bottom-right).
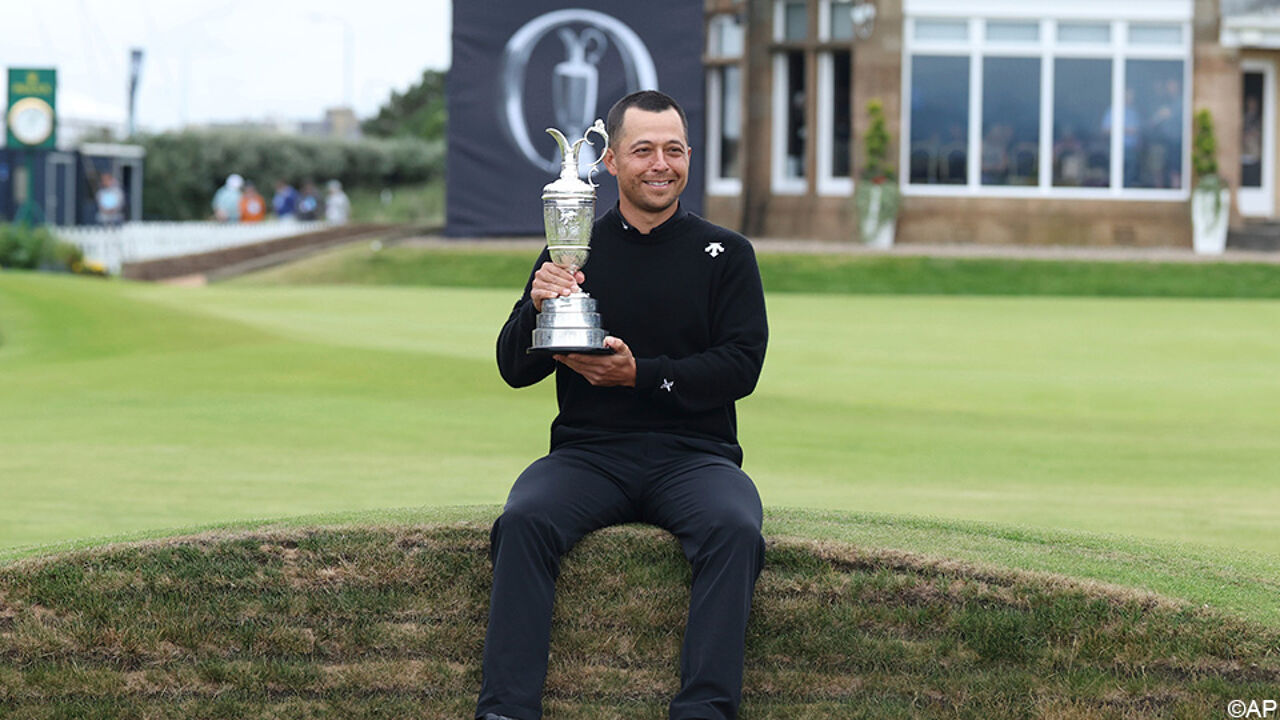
[
  {"x1": 476, "y1": 446, "x2": 637, "y2": 720},
  {"x1": 643, "y1": 453, "x2": 765, "y2": 720}
]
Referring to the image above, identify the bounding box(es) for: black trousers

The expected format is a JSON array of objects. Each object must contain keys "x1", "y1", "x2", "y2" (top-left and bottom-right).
[{"x1": 475, "y1": 432, "x2": 765, "y2": 720}]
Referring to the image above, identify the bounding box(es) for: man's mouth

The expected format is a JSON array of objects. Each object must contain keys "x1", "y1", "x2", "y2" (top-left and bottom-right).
[{"x1": 644, "y1": 180, "x2": 672, "y2": 188}]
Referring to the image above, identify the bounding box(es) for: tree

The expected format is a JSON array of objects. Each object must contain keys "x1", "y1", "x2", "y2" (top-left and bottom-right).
[{"x1": 362, "y1": 68, "x2": 447, "y2": 142}]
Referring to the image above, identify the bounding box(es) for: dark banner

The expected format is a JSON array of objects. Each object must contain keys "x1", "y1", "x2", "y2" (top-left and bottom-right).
[{"x1": 447, "y1": 1, "x2": 704, "y2": 236}]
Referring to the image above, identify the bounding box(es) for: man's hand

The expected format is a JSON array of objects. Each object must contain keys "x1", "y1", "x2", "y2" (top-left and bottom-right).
[
  {"x1": 554, "y1": 336, "x2": 636, "y2": 387},
  {"x1": 531, "y1": 262, "x2": 585, "y2": 312}
]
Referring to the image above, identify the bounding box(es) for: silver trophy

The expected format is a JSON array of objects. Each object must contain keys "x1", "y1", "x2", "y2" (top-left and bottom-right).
[{"x1": 529, "y1": 119, "x2": 611, "y2": 354}]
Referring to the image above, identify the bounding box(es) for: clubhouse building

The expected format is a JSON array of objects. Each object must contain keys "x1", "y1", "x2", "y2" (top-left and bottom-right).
[{"x1": 701, "y1": 0, "x2": 1280, "y2": 247}]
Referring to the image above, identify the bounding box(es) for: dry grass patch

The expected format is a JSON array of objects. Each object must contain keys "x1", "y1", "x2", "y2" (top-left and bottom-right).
[{"x1": 0, "y1": 522, "x2": 1276, "y2": 719}]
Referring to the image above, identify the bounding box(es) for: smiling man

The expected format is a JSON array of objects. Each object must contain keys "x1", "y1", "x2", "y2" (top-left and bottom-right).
[{"x1": 477, "y1": 91, "x2": 769, "y2": 720}]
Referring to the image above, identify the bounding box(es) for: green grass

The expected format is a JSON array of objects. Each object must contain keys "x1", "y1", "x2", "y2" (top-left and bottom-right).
[
  {"x1": 1, "y1": 270, "x2": 1278, "y2": 630},
  {"x1": 227, "y1": 240, "x2": 1280, "y2": 298},
  {"x1": 347, "y1": 180, "x2": 444, "y2": 226},
  {"x1": 1, "y1": 519, "x2": 1277, "y2": 719}
]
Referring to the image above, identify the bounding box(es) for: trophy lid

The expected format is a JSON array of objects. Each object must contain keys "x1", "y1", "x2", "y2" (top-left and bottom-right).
[{"x1": 542, "y1": 120, "x2": 609, "y2": 201}]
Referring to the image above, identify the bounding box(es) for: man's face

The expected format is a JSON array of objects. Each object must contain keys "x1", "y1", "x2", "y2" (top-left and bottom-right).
[{"x1": 603, "y1": 107, "x2": 690, "y2": 217}]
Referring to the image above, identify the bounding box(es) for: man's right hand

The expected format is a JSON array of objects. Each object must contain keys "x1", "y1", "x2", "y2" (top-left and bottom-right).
[{"x1": 531, "y1": 262, "x2": 586, "y2": 312}]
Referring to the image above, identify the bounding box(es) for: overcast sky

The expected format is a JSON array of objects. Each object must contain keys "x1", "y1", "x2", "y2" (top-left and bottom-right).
[{"x1": 2, "y1": 0, "x2": 452, "y2": 131}]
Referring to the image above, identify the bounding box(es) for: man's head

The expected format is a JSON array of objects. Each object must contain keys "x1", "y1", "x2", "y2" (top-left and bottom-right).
[
  {"x1": 605, "y1": 90, "x2": 688, "y2": 149},
  {"x1": 602, "y1": 91, "x2": 691, "y2": 223}
]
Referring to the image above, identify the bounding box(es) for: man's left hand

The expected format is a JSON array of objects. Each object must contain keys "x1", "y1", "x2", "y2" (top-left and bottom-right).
[{"x1": 554, "y1": 336, "x2": 636, "y2": 387}]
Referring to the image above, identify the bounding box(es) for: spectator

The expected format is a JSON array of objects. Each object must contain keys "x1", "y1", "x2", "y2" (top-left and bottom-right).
[
  {"x1": 240, "y1": 182, "x2": 267, "y2": 222},
  {"x1": 95, "y1": 172, "x2": 126, "y2": 226},
  {"x1": 324, "y1": 179, "x2": 350, "y2": 224},
  {"x1": 272, "y1": 180, "x2": 299, "y2": 219},
  {"x1": 297, "y1": 181, "x2": 322, "y2": 221},
  {"x1": 212, "y1": 174, "x2": 244, "y2": 222}
]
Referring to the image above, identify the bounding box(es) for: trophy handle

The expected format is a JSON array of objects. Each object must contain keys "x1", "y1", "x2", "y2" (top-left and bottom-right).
[
  {"x1": 546, "y1": 127, "x2": 572, "y2": 164},
  {"x1": 583, "y1": 119, "x2": 609, "y2": 188}
]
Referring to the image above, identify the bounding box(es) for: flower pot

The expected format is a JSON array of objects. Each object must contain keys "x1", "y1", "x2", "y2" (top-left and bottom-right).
[
  {"x1": 857, "y1": 182, "x2": 897, "y2": 249},
  {"x1": 1190, "y1": 186, "x2": 1231, "y2": 255}
]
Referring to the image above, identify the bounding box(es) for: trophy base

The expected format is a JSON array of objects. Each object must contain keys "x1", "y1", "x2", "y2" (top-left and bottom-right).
[
  {"x1": 527, "y1": 346, "x2": 615, "y2": 355},
  {"x1": 529, "y1": 295, "x2": 611, "y2": 355},
  {"x1": 529, "y1": 325, "x2": 611, "y2": 354}
]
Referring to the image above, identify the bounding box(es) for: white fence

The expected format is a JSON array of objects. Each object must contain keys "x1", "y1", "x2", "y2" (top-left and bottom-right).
[{"x1": 52, "y1": 220, "x2": 331, "y2": 274}]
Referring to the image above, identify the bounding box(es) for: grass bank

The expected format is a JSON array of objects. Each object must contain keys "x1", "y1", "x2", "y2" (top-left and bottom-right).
[
  {"x1": 2, "y1": 516, "x2": 1277, "y2": 719},
  {"x1": 227, "y1": 240, "x2": 1280, "y2": 298}
]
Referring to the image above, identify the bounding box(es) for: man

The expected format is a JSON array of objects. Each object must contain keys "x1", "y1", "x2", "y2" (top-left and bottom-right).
[
  {"x1": 94, "y1": 173, "x2": 125, "y2": 226},
  {"x1": 478, "y1": 90, "x2": 768, "y2": 720},
  {"x1": 272, "y1": 179, "x2": 299, "y2": 219},
  {"x1": 212, "y1": 174, "x2": 243, "y2": 222}
]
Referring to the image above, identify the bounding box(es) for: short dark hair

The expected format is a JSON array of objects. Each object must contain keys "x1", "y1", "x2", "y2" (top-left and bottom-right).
[{"x1": 605, "y1": 90, "x2": 689, "y2": 148}]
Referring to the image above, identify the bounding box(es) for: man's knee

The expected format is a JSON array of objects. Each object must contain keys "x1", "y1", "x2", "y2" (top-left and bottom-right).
[
  {"x1": 490, "y1": 502, "x2": 568, "y2": 562},
  {"x1": 690, "y1": 508, "x2": 765, "y2": 567}
]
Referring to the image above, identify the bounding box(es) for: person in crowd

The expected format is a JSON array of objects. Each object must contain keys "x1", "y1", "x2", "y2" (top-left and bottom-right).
[
  {"x1": 212, "y1": 174, "x2": 244, "y2": 222},
  {"x1": 239, "y1": 181, "x2": 267, "y2": 222},
  {"x1": 324, "y1": 179, "x2": 350, "y2": 224},
  {"x1": 476, "y1": 90, "x2": 768, "y2": 720},
  {"x1": 95, "y1": 172, "x2": 126, "y2": 226},
  {"x1": 273, "y1": 179, "x2": 299, "y2": 219},
  {"x1": 297, "y1": 181, "x2": 322, "y2": 221}
]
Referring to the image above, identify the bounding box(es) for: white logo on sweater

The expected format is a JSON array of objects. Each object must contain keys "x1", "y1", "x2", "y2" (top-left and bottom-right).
[
  {"x1": 660, "y1": 378, "x2": 675, "y2": 392},
  {"x1": 704, "y1": 242, "x2": 725, "y2": 258}
]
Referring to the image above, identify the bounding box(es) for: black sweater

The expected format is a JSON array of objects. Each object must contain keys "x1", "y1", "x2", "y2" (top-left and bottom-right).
[{"x1": 496, "y1": 204, "x2": 768, "y2": 463}]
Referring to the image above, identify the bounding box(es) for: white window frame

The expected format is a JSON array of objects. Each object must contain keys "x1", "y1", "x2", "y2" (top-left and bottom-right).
[
  {"x1": 901, "y1": 11, "x2": 1192, "y2": 201},
  {"x1": 817, "y1": 0, "x2": 854, "y2": 196},
  {"x1": 772, "y1": 1, "x2": 809, "y2": 195},
  {"x1": 706, "y1": 66, "x2": 743, "y2": 196},
  {"x1": 772, "y1": 52, "x2": 809, "y2": 195}
]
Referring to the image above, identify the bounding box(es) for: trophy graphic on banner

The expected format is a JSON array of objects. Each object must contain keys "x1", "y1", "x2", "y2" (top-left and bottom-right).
[
  {"x1": 552, "y1": 28, "x2": 607, "y2": 174},
  {"x1": 529, "y1": 119, "x2": 611, "y2": 354}
]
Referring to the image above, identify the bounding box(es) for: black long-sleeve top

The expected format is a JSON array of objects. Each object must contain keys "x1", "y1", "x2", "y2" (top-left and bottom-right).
[{"x1": 496, "y1": 204, "x2": 769, "y2": 464}]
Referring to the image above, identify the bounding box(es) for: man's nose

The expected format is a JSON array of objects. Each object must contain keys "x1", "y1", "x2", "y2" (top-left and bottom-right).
[{"x1": 651, "y1": 150, "x2": 671, "y2": 171}]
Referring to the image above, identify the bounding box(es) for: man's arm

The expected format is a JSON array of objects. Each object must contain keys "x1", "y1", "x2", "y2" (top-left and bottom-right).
[
  {"x1": 496, "y1": 251, "x2": 591, "y2": 388},
  {"x1": 496, "y1": 250, "x2": 556, "y2": 388}
]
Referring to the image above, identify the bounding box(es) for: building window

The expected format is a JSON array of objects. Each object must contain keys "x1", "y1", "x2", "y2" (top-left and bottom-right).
[
  {"x1": 904, "y1": 11, "x2": 1191, "y2": 199},
  {"x1": 1054, "y1": 59, "x2": 1112, "y2": 187},
  {"x1": 817, "y1": 0, "x2": 853, "y2": 195},
  {"x1": 1124, "y1": 59, "x2": 1184, "y2": 189},
  {"x1": 772, "y1": 1, "x2": 810, "y2": 194},
  {"x1": 821, "y1": 50, "x2": 853, "y2": 183},
  {"x1": 982, "y1": 57, "x2": 1040, "y2": 186},
  {"x1": 908, "y1": 55, "x2": 969, "y2": 185},
  {"x1": 770, "y1": 0, "x2": 858, "y2": 196},
  {"x1": 707, "y1": 12, "x2": 745, "y2": 196},
  {"x1": 775, "y1": 50, "x2": 808, "y2": 192}
]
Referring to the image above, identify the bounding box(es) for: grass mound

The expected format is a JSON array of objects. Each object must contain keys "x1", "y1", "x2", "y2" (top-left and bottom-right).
[{"x1": 2, "y1": 522, "x2": 1276, "y2": 719}]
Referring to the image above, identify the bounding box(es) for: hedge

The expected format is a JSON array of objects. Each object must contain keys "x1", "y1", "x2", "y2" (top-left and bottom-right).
[{"x1": 139, "y1": 131, "x2": 444, "y2": 221}]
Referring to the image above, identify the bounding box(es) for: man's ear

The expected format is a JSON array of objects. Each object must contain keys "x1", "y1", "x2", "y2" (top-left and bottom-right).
[{"x1": 602, "y1": 147, "x2": 619, "y2": 176}]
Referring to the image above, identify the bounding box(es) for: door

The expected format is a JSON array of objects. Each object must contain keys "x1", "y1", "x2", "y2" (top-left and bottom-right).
[
  {"x1": 1239, "y1": 60, "x2": 1275, "y2": 217},
  {"x1": 45, "y1": 152, "x2": 76, "y2": 226}
]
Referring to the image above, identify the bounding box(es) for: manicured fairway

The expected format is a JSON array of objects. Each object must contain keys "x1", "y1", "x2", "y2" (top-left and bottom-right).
[{"x1": 2, "y1": 271, "x2": 1278, "y2": 622}]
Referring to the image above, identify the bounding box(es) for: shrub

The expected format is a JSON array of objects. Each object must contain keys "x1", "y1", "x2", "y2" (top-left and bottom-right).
[
  {"x1": 0, "y1": 223, "x2": 90, "y2": 273},
  {"x1": 1192, "y1": 108, "x2": 1219, "y2": 181},
  {"x1": 0, "y1": 223, "x2": 54, "y2": 269},
  {"x1": 139, "y1": 131, "x2": 444, "y2": 220}
]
